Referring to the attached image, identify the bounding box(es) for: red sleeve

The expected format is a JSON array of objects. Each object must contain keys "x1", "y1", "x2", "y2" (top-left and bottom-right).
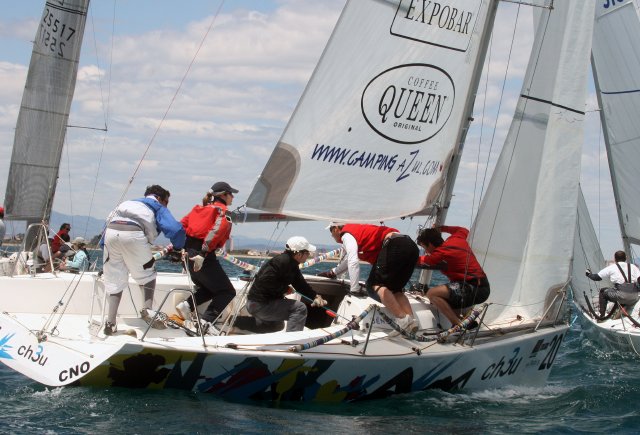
[{"x1": 418, "y1": 249, "x2": 446, "y2": 266}]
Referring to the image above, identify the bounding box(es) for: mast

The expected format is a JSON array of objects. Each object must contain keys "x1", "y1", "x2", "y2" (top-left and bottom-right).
[
  {"x1": 418, "y1": 0, "x2": 499, "y2": 286},
  {"x1": 434, "y1": 0, "x2": 500, "y2": 224}
]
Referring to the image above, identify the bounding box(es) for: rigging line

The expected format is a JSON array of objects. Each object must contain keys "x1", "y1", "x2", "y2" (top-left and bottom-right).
[
  {"x1": 475, "y1": 2, "x2": 523, "y2": 267},
  {"x1": 597, "y1": 112, "x2": 602, "y2": 245},
  {"x1": 575, "y1": 208, "x2": 600, "y2": 295},
  {"x1": 481, "y1": 3, "x2": 565, "y2": 296},
  {"x1": 499, "y1": 0, "x2": 553, "y2": 8},
  {"x1": 477, "y1": 6, "x2": 523, "y2": 210},
  {"x1": 63, "y1": 135, "x2": 75, "y2": 229},
  {"x1": 469, "y1": 32, "x2": 493, "y2": 230},
  {"x1": 116, "y1": 0, "x2": 226, "y2": 205},
  {"x1": 88, "y1": 5, "x2": 109, "y2": 129},
  {"x1": 84, "y1": 0, "x2": 116, "y2": 239},
  {"x1": 482, "y1": 2, "x2": 558, "y2": 275}
]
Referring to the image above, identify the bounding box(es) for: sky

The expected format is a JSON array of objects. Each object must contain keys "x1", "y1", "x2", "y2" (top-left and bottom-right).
[{"x1": 0, "y1": 0, "x2": 627, "y2": 256}]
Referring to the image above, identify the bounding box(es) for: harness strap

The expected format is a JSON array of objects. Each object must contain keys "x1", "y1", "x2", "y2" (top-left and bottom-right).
[{"x1": 615, "y1": 262, "x2": 632, "y2": 283}]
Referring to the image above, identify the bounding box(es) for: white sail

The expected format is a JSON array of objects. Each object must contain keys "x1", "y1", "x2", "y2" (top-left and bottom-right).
[
  {"x1": 247, "y1": 0, "x2": 498, "y2": 221},
  {"x1": 471, "y1": 0, "x2": 594, "y2": 325},
  {"x1": 4, "y1": 0, "x2": 90, "y2": 222},
  {"x1": 591, "y1": 0, "x2": 640, "y2": 251},
  {"x1": 572, "y1": 187, "x2": 606, "y2": 302}
]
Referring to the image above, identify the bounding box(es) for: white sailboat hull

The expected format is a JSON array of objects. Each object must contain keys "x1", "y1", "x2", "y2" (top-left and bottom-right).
[
  {"x1": 0, "y1": 271, "x2": 568, "y2": 401},
  {"x1": 575, "y1": 303, "x2": 640, "y2": 355}
]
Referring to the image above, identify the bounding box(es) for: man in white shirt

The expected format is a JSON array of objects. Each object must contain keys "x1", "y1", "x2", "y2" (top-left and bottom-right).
[{"x1": 586, "y1": 250, "x2": 640, "y2": 317}]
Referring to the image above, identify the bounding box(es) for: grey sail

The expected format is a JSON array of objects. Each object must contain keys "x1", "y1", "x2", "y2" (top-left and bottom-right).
[{"x1": 4, "y1": 0, "x2": 90, "y2": 222}]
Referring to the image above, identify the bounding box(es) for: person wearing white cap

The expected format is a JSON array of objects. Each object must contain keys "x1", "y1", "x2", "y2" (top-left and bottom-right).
[
  {"x1": 246, "y1": 236, "x2": 327, "y2": 332},
  {"x1": 60, "y1": 236, "x2": 90, "y2": 272}
]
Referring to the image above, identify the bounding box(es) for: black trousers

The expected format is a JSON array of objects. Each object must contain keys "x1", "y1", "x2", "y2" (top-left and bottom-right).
[{"x1": 185, "y1": 237, "x2": 236, "y2": 322}]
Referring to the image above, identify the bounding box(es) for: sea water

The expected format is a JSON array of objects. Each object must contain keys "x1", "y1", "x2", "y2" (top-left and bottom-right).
[{"x1": 1, "y1": 251, "x2": 639, "y2": 433}]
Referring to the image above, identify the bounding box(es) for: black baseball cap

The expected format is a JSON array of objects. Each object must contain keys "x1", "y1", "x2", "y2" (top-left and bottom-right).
[{"x1": 210, "y1": 181, "x2": 239, "y2": 194}]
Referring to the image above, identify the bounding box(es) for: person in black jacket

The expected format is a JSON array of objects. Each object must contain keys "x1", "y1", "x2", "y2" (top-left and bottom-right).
[{"x1": 246, "y1": 236, "x2": 326, "y2": 332}]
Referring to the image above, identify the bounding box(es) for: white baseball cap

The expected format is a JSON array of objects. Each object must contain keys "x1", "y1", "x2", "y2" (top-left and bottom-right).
[
  {"x1": 286, "y1": 236, "x2": 316, "y2": 253},
  {"x1": 325, "y1": 222, "x2": 343, "y2": 230}
]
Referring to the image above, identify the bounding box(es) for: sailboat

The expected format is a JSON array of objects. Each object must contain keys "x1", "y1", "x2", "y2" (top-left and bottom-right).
[
  {"x1": 0, "y1": 0, "x2": 595, "y2": 402},
  {"x1": 573, "y1": 0, "x2": 640, "y2": 353}
]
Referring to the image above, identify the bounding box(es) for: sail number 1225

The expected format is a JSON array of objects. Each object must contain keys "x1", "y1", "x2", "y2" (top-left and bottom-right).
[{"x1": 39, "y1": 7, "x2": 77, "y2": 58}]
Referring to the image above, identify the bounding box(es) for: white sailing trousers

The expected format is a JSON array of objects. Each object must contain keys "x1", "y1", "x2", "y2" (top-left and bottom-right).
[{"x1": 103, "y1": 228, "x2": 156, "y2": 295}]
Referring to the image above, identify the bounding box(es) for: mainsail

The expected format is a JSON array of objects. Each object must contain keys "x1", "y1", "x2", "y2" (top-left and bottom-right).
[
  {"x1": 4, "y1": 0, "x2": 90, "y2": 222},
  {"x1": 247, "y1": 0, "x2": 498, "y2": 221},
  {"x1": 470, "y1": 0, "x2": 594, "y2": 324},
  {"x1": 591, "y1": 0, "x2": 640, "y2": 254}
]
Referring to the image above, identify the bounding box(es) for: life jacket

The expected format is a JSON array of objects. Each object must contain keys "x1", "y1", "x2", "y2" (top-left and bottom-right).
[
  {"x1": 181, "y1": 201, "x2": 232, "y2": 252},
  {"x1": 341, "y1": 224, "x2": 397, "y2": 264}
]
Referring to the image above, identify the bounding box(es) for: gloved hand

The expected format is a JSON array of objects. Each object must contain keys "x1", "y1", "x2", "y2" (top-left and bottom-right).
[
  {"x1": 311, "y1": 294, "x2": 328, "y2": 307},
  {"x1": 585, "y1": 268, "x2": 592, "y2": 276},
  {"x1": 190, "y1": 254, "x2": 205, "y2": 272},
  {"x1": 317, "y1": 270, "x2": 336, "y2": 279}
]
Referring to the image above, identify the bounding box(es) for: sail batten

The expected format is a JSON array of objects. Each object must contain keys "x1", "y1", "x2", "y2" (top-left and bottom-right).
[
  {"x1": 247, "y1": 0, "x2": 498, "y2": 221},
  {"x1": 4, "y1": 0, "x2": 90, "y2": 222}
]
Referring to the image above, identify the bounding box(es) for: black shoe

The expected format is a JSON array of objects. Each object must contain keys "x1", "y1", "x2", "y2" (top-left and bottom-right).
[
  {"x1": 104, "y1": 322, "x2": 117, "y2": 335},
  {"x1": 466, "y1": 320, "x2": 479, "y2": 330}
]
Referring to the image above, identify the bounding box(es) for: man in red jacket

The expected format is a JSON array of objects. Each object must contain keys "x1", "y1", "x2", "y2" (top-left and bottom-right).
[
  {"x1": 50, "y1": 223, "x2": 71, "y2": 254},
  {"x1": 321, "y1": 223, "x2": 419, "y2": 333},
  {"x1": 416, "y1": 226, "x2": 490, "y2": 328}
]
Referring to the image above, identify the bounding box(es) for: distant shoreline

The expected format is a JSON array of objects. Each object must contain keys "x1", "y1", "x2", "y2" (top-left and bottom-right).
[
  {"x1": 232, "y1": 253, "x2": 340, "y2": 263},
  {"x1": 1, "y1": 244, "x2": 343, "y2": 263}
]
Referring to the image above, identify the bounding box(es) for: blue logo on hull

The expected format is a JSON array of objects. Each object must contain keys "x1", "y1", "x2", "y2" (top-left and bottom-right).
[{"x1": 0, "y1": 333, "x2": 16, "y2": 360}]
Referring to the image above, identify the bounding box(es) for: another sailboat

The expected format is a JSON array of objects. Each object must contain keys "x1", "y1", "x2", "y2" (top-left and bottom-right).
[
  {"x1": 0, "y1": 0, "x2": 595, "y2": 402},
  {"x1": 573, "y1": 0, "x2": 640, "y2": 353}
]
